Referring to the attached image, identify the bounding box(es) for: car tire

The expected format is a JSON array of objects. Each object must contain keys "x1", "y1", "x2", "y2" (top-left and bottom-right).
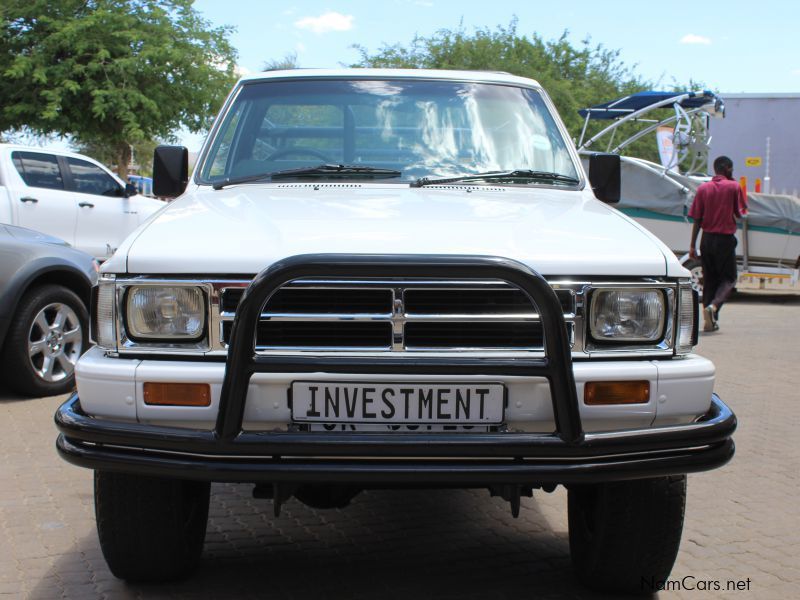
[
  {"x1": 568, "y1": 475, "x2": 686, "y2": 595},
  {"x1": 684, "y1": 259, "x2": 704, "y2": 295},
  {"x1": 94, "y1": 471, "x2": 210, "y2": 582},
  {"x1": 0, "y1": 284, "x2": 88, "y2": 397}
]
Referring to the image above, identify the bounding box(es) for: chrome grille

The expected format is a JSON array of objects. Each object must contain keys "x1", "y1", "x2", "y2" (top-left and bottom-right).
[
  {"x1": 220, "y1": 287, "x2": 392, "y2": 314},
  {"x1": 218, "y1": 281, "x2": 575, "y2": 352},
  {"x1": 404, "y1": 321, "x2": 544, "y2": 348},
  {"x1": 404, "y1": 288, "x2": 574, "y2": 315},
  {"x1": 222, "y1": 320, "x2": 393, "y2": 349}
]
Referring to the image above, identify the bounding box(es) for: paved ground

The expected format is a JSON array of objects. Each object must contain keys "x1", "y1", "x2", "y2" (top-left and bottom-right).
[{"x1": 1, "y1": 291, "x2": 798, "y2": 599}]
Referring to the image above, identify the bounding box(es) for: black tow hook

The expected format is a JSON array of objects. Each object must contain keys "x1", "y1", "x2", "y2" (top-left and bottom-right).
[
  {"x1": 489, "y1": 485, "x2": 533, "y2": 518},
  {"x1": 252, "y1": 482, "x2": 297, "y2": 517}
]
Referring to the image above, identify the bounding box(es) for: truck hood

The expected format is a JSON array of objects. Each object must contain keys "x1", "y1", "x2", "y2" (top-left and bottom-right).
[{"x1": 110, "y1": 183, "x2": 672, "y2": 277}]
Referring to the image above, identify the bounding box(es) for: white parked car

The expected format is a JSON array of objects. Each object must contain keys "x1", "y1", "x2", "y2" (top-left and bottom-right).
[
  {"x1": 54, "y1": 69, "x2": 736, "y2": 593},
  {"x1": 0, "y1": 144, "x2": 165, "y2": 260}
]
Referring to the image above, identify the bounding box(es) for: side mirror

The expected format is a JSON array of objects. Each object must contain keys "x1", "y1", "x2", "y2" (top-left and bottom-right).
[
  {"x1": 123, "y1": 183, "x2": 138, "y2": 197},
  {"x1": 153, "y1": 146, "x2": 188, "y2": 198},
  {"x1": 588, "y1": 153, "x2": 621, "y2": 204}
]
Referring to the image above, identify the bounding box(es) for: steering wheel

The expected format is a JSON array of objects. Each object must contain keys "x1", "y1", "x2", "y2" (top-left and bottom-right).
[{"x1": 265, "y1": 147, "x2": 334, "y2": 162}]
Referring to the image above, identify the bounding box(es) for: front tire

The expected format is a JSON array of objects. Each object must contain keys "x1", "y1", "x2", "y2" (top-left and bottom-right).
[
  {"x1": 94, "y1": 471, "x2": 210, "y2": 582},
  {"x1": 0, "y1": 284, "x2": 88, "y2": 396},
  {"x1": 568, "y1": 475, "x2": 686, "y2": 595}
]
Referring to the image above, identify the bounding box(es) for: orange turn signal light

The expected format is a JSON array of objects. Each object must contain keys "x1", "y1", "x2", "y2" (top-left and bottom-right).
[
  {"x1": 584, "y1": 381, "x2": 650, "y2": 405},
  {"x1": 143, "y1": 382, "x2": 211, "y2": 407}
]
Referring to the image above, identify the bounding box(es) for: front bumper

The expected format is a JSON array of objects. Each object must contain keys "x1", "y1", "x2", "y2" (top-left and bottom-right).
[
  {"x1": 59, "y1": 254, "x2": 735, "y2": 486},
  {"x1": 55, "y1": 392, "x2": 735, "y2": 485}
]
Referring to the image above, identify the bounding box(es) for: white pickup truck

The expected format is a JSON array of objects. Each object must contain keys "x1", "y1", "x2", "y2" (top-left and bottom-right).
[
  {"x1": 0, "y1": 144, "x2": 165, "y2": 260},
  {"x1": 55, "y1": 69, "x2": 736, "y2": 594}
]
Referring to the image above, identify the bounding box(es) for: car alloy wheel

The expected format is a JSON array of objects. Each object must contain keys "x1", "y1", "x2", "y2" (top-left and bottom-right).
[{"x1": 27, "y1": 302, "x2": 83, "y2": 383}]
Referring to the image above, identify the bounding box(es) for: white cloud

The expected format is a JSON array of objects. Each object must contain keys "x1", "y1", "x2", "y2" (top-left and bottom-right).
[
  {"x1": 235, "y1": 64, "x2": 253, "y2": 77},
  {"x1": 295, "y1": 42, "x2": 306, "y2": 54},
  {"x1": 414, "y1": 0, "x2": 434, "y2": 5},
  {"x1": 792, "y1": 69, "x2": 800, "y2": 76},
  {"x1": 213, "y1": 59, "x2": 250, "y2": 77},
  {"x1": 680, "y1": 34, "x2": 712, "y2": 45},
  {"x1": 294, "y1": 11, "x2": 354, "y2": 34}
]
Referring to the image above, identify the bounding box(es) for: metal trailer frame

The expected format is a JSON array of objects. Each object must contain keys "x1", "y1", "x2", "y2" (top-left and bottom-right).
[{"x1": 577, "y1": 92, "x2": 718, "y2": 151}]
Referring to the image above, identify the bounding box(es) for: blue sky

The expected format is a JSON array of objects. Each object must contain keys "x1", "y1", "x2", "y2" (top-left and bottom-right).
[
  {"x1": 174, "y1": 0, "x2": 797, "y2": 151},
  {"x1": 196, "y1": 0, "x2": 798, "y2": 93}
]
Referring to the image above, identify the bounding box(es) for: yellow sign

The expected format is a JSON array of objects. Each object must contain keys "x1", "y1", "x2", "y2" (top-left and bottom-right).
[{"x1": 744, "y1": 157, "x2": 762, "y2": 167}]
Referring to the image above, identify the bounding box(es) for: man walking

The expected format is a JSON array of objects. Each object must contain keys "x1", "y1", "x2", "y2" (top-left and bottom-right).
[{"x1": 689, "y1": 156, "x2": 747, "y2": 332}]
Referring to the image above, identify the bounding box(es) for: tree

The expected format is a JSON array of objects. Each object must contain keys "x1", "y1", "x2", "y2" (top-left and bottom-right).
[
  {"x1": 72, "y1": 137, "x2": 160, "y2": 177},
  {"x1": 263, "y1": 52, "x2": 298, "y2": 71},
  {"x1": 352, "y1": 21, "x2": 699, "y2": 163},
  {"x1": 0, "y1": 0, "x2": 237, "y2": 177}
]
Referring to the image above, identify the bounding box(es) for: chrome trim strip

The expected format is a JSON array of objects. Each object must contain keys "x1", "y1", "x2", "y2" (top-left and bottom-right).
[
  {"x1": 254, "y1": 312, "x2": 394, "y2": 322},
  {"x1": 257, "y1": 345, "x2": 394, "y2": 352},
  {"x1": 246, "y1": 349, "x2": 548, "y2": 359},
  {"x1": 403, "y1": 313, "x2": 542, "y2": 322},
  {"x1": 227, "y1": 312, "x2": 543, "y2": 322}
]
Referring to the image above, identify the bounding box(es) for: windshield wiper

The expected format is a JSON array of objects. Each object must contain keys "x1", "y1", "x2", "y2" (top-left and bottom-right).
[
  {"x1": 213, "y1": 164, "x2": 402, "y2": 190},
  {"x1": 411, "y1": 170, "x2": 580, "y2": 188}
]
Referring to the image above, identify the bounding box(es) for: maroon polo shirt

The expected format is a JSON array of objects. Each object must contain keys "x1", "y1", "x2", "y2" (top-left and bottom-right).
[{"x1": 689, "y1": 175, "x2": 748, "y2": 235}]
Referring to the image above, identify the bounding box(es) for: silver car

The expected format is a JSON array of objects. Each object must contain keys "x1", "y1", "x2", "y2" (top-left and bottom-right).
[{"x1": 0, "y1": 224, "x2": 97, "y2": 396}]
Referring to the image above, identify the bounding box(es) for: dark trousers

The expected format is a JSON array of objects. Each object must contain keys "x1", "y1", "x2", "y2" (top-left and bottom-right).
[{"x1": 700, "y1": 232, "x2": 738, "y2": 313}]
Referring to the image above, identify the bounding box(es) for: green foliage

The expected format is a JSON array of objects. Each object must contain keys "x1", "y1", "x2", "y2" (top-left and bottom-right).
[
  {"x1": 263, "y1": 52, "x2": 298, "y2": 71},
  {"x1": 0, "y1": 0, "x2": 237, "y2": 175},
  {"x1": 352, "y1": 20, "x2": 704, "y2": 164},
  {"x1": 73, "y1": 137, "x2": 160, "y2": 177}
]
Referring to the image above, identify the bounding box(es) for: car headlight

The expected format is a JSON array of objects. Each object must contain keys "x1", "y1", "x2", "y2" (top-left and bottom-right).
[
  {"x1": 589, "y1": 289, "x2": 665, "y2": 342},
  {"x1": 126, "y1": 286, "x2": 206, "y2": 340}
]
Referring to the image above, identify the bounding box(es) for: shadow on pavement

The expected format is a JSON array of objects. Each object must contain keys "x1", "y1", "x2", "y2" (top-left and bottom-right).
[
  {"x1": 28, "y1": 486, "x2": 632, "y2": 599},
  {"x1": 730, "y1": 289, "x2": 800, "y2": 305},
  {"x1": 0, "y1": 390, "x2": 39, "y2": 403},
  {"x1": 0, "y1": 383, "x2": 73, "y2": 403}
]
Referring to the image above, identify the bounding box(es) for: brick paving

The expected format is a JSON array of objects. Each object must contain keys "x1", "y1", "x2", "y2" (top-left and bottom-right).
[{"x1": 1, "y1": 291, "x2": 797, "y2": 599}]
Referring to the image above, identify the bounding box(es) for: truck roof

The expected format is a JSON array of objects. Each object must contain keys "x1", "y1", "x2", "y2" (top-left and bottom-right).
[{"x1": 239, "y1": 68, "x2": 543, "y2": 89}]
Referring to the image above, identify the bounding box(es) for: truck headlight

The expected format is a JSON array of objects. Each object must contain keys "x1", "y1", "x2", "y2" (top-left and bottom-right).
[
  {"x1": 126, "y1": 286, "x2": 206, "y2": 340},
  {"x1": 589, "y1": 289, "x2": 665, "y2": 342}
]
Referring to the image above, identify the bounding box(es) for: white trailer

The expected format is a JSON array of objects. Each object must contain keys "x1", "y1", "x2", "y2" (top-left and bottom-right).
[{"x1": 577, "y1": 92, "x2": 800, "y2": 291}]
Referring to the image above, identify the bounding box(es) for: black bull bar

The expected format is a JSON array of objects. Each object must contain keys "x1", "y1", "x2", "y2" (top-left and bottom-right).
[{"x1": 56, "y1": 254, "x2": 736, "y2": 485}]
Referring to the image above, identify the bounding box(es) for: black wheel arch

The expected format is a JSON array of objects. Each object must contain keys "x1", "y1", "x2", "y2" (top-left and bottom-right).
[{"x1": 0, "y1": 260, "x2": 94, "y2": 351}]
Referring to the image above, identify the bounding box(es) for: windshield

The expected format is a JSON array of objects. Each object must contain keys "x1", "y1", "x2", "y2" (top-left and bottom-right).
[{"x1": 199, "y1": 78, "x2": 580, "y2": 185}]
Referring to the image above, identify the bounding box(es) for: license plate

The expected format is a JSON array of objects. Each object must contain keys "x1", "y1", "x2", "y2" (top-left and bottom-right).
[{"x1": 291, "y1": 382, "x2": 505, "y2": 425}]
